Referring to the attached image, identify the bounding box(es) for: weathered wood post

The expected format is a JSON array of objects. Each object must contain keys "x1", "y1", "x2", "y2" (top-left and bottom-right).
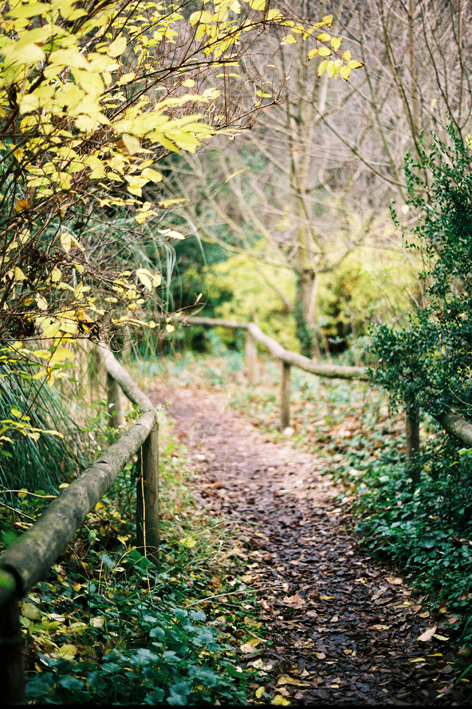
[
  {"x1": 136, "y1": 424, "x2": 159, "y2": 566},
  {"x1": 106, "y1": 372, "x2": 124, "y2": 429},
  {"x1": 405, "y1": 403, "x2": 420, "y2": 486},
  {"x1": 280, "y1": 361, "x2": 291, "y2": 430},
  {"x1": 245, "y1": 330, "x2": 257, "y2": 386},
  {"x1": 0, "y1": 594, "x2": 25, "y2": 704}
]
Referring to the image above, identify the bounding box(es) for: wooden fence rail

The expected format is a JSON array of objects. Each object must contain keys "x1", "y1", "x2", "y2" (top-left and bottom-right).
[
  {"x1": 0, "y1": 343, "x2": 159, "y2": 704},
  {"x1": 175, "y1": 314, "x2": 472, "y2": 459}
]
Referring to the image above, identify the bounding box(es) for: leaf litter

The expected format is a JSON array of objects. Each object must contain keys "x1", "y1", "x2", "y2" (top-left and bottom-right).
[{"x1": 149, "y1": 383, "x2": 471, "y2": 705}]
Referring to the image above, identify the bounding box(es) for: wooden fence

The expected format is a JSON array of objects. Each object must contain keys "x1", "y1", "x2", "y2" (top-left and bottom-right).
[
  {"x1": 0, "y1": 343, "x2": 159, "y2": 704},
  {"x1": 174, "y1": 315, "x2": 472, "y2": 466}
]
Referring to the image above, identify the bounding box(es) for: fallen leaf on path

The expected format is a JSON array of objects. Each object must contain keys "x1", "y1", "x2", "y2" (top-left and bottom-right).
[
  {"x1": 386, "y1": 576, "x2": 403, "y2": 585},
  {"x1": 255, "y1": 686, "x2": 265, "y2": 698},
  {"x1": 330, "y1": 615, "x2": 339, "y2": 623},
  {"x1": 271, "y1": 695, "x2": 290, "y2": 706},
  {"x1": 369, "y1": 624, "x2": 390, "y2": 631},
  {"x1": 418, "y1": 626, "x2": 437, "y2": 642},
  {"x1": 433, "y1": 633, "x2": 449, "y2": 641},
  {"x1": 283, "y1": 594, "x2": 305, "y2": 607},
  {"x1": 240, "y1": 643, "x2": 259, "y2": 654},
  {"x1": 410, "y1": 657, "x2": 426, "y2": 662},
  {"x1": 277, "y1": 675, "x2": 305, "y2": 686},
  {"x1": 315, "y1": 652, "x2": 326, "y2": 659}
]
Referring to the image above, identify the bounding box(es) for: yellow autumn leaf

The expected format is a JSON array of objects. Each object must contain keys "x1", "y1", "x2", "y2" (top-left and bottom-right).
[
  {"x1": 271, "y1": 696, "x2": 290, "y2": 706},
  {"x1": 249, "y1": 0, "x2": 266, "y2": 10},
  {"x1": 330, "y1": 36, "x2": 342, "y2": 51},
  {"x1": 56, "y1": 644, "x2": 78, "y2": 661},
  {"x1": 342, "y1": 50, "x2": 351, "y2": 61},
  {"x1": 36, "y1": 295, "x2": 48, "y2": 311},
  {"x1": 141, "y1": 167, "x2": 163, "y2": 183},
  {"x1": 60, "y1": 233, "x2": 72, "y2": 253},
  {"x1": 282, "y1": 35, "x2": 297, "y2": 44},
  {"x1": 152, "y1": 273, "x2": 162, "y2": 288},
  {"x1": 255, "y1": 686, "x2": 265, "y2": 699},
  {"x1": 308, "y1": 48, "x2": 318, "y2": 60},
  {"x1": 121, "y1": 134, "x2": 141, "y2": 155},
  {"x1": 349, "y1": 59, "x2": 364, "y2": 69},
  {"x1": 90, "y1": 616, "x2": 105, "y2": 628},
  {"x1": 49, "y1": 346, "x2": 75, "y2": 365},
  {"x1": 14, "y1": 267, "x2": 27, "y2": 281},
  {"x1": 11, "y1": 408, "x2": 22, "y2": 418},
  {"x1": 318, "y1": 46, "x2": 332, "y2": 57},
  {"x1": 21, "y1": 602, "x2": 41, "y2": 620},
  {"x1": 316, "y1": 33, "x2": 331, "y2": 42},
  {"x1": 14, "y1": 199, "x2": 29, "y2": 212},
  {"x1": 340, "y1": 65, "x2": 352, "y2": 81},
  {"x1": 180, "y1": 536, "x2": 197, "y2": 548},
  {"x1": 108, "y1": 36, "x2": 127, "y2": 58},
  {"x1": 136, "y1": 268, "x2": 153, "y2": 290}
]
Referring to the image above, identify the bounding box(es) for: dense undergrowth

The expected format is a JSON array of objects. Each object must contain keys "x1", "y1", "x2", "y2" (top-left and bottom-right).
[
  {"x1": 0, "y1": 402, "x2": 270, "y2": 705},
  {"x1": 154, "y1": 348, "x2": 472, "y2": 656}
]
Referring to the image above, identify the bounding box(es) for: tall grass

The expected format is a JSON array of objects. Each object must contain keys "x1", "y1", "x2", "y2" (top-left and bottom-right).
[{"x1": 0, "y1": 360, "x2": 91, "y2": 496}]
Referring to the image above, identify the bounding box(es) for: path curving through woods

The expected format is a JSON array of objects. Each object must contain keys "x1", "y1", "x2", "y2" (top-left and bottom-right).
[{"x1": 148, "y1": 382, "x2": 470, "y2": 706}]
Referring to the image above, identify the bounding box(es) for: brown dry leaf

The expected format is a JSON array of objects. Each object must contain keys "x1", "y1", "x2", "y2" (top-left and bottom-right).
[
  {"x1": 315, "y1": 652, "x2": 326, "y2": 660},
  {"x1": 386, "y1": 576, "x2": 403, "y2": 585},
  {"x1": 277, "y1": 676, "x2": 301, "y2": 687},
  {"x1": 240, "y1": 643, "x2": 259, "y2": 654},
  {"x1": 283, "y1": 594, "x2": 306, "y2": 607},
  {"x1": 418, "y1": 626, "x2": 437, "y2": 642},
  {"x1": 306, "y1": 610, "x2": 318, "y2": 618},
  {"x1": 330, "y1": 615, "x2": 339, "y2": 623},
  {"x1": 420, "y1": 611, "x2": 430, "y2": 618},
  {"x1": 344, "y1": 649, "x2": 352, "y2": 655}
]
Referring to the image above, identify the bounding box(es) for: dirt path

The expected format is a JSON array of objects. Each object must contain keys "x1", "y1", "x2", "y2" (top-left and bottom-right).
[{"x1": 149, "y1": 383, "x2": 470, "y2": 705}]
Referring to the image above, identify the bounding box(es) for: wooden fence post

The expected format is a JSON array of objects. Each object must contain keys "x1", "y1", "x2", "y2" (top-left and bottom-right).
[
  {"x1": 245, "y1": 330, "x2": 257, "y2": 386},
  {"x1": 280, "y1": 361, "x2": 291, "y2": 430},
  {"x1": 136, "y1": 424, "x2": 159, "y2": 566},
  {"x1": 0, "y1": 595, "x2": 25, "y2": 704},
  {"x1": 106, "y1": 372, "x2": 124, "y2": 429},
  {"x1": 405, "y1": 404, "x2": 420, "y2": 486}
]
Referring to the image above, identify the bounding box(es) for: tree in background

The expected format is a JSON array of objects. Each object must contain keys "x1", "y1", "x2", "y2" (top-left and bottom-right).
[{"x1": 161, "y1": 0, "x2": 472, "y2": 355}]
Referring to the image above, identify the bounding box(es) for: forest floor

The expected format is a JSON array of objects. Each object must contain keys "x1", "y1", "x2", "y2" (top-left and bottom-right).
[{"x1": 148, "y1": 377, "x2": 471, "y2": 706}]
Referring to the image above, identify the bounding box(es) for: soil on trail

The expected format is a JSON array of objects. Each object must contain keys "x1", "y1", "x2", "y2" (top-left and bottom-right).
[{"x1": 149, "y1": 383, "x2": 471, "y2": 706}]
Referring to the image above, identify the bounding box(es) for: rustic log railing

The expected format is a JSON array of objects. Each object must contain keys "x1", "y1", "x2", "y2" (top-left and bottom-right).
[
  {"x1": 174, "y1": 315, "x2": 472, "y2": 461},
  {"x1": 0, "y1": 343, "x2": 159, "y2": 704}
]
